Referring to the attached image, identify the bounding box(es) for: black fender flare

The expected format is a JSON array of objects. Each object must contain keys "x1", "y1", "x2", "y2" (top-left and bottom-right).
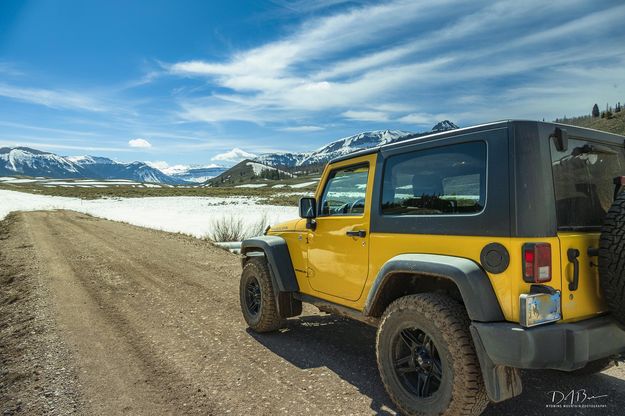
[
  {"x1": 363, "y1": 253, "x2": 504, "y2": 322},
  {"x1": 241, "y1": 236, "x2": 299, "y2": 292}
]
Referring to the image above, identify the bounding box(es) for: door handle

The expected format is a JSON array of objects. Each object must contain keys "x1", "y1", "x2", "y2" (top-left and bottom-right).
[
  {"x1": 568, "y1": 248, "x2": 580, "y2": 291},
  {"x1": 346, "y1": 230, "x2": 366, "y2": 238}
]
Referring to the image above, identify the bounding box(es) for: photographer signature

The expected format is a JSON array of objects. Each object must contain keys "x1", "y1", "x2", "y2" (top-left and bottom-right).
[{"x1": 548, "y1": 389, "x2": 608, "y2": 405}]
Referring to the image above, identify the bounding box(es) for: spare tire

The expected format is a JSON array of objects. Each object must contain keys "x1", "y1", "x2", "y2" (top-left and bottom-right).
[{"x1": 599, "y1": 191, "x2": 625, "y2": 326}]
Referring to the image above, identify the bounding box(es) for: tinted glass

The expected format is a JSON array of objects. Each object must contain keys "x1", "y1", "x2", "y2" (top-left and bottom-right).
[
  {"x1": 381, "y1": 142, "x2": 487, "y2": 215},
  {"x1": 319, "y1": 164, "x2": 369, "y2": 216},
  {"x1": 551, "y1": 138, "x2": 625, "y2": 229}
]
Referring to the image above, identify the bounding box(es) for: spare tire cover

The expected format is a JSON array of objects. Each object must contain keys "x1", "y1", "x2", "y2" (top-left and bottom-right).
[{"x1": 599, "y1": 192, "x2": 625, "y2": 326}]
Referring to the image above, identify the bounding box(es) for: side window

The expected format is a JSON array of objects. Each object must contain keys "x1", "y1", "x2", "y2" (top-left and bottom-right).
[
  {"x1": 381, "y1": 142, "x2": 487, "y2": 215},
  {"x1": 319, "y1": 164, "x2": 369, "y2": 216}
]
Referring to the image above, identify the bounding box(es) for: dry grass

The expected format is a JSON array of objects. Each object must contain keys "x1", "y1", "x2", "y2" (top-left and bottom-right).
[{"x1": 206, "y1": 213, "x2": 269, "y2": 242}]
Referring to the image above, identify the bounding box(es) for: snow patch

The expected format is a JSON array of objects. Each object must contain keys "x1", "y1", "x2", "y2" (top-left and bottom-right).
[
  {"x1": 235, "y1": 183, "x2": 268, "y2": 188},
  {"x1": 290, "y1": 181, "x2": 318, "y2": 189}
]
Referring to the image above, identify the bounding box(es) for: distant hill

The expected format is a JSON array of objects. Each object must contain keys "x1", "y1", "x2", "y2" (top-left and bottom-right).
[
  {"x1": 0, "y1": 147, "x2": 186, "y2": 185},
  {"x1": 209, "y1": 159, "x2": 293, "y2": 187},
  {"x1": 556, "y1": 106, "x2": 625, "y2": 136}
]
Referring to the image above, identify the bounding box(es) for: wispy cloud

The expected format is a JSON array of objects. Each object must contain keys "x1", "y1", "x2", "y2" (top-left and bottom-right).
[
  {"x1": 0, "y1": 120, "x2": 99, "y2": 137},
  {"x1": 0, "y1": 140, "x2": 132, "y2": 153},
  {"x1": 278, "y1": 125, "x2": 325, "y2": 132},
  {"x1": 398, "y1": 113, "x2": 451, "y2": 125},
  {"x1": 0, "y1": 62, "x2": 24, "y2": 77},
  {"x1": 0, "y1": 83, "x2": 107, "y2": 112},
  {"x1": 341, "y1": 110, "x2": 389, "y2": 122}
]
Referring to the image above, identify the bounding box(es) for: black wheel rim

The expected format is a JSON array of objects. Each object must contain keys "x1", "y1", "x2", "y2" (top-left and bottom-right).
[
  {"x1": 392, "y1": 327, "x2": 443, "y2": 398},
  {"x1": 245, "y1": 276, "x2": 261, "y2": 317}
]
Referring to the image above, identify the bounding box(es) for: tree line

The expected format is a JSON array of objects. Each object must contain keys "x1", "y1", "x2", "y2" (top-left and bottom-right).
[{"x1": 592, "y1": 102, "x2": 622, "y2": 119}]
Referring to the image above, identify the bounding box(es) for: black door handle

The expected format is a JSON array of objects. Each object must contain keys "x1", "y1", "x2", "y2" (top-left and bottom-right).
[
  {"x1": 346, "y1": 230, "x2": 366, "y2": 238},
  {"x1": 568, "y1": 248, "x2": 580, "y2": 291}
]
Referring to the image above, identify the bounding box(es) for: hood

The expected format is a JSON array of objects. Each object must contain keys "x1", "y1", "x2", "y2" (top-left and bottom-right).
[{"x1": 268, "y1": 218, "x2": 305, "y2": 233}]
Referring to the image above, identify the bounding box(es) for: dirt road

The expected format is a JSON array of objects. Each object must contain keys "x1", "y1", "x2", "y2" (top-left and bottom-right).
[{"x1": 2, "y1": 211, "x2": 625, "y2": 415}]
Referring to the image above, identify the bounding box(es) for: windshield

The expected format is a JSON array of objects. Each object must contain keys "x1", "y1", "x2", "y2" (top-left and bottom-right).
[{"x1": 551, "y1": 138, "x2": 625, "y2": 229}]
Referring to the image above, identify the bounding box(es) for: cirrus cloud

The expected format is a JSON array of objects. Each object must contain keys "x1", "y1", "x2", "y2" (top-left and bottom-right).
[{"x1": 278, "y1": 125, "x2": 325, "y2": 132}]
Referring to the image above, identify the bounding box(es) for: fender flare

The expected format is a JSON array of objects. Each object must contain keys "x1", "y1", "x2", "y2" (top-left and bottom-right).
[
  {"x1": 363, "y1": 253, "x2": 504, "y2": 322},
  {"x1": 241, "y1": 236, "x2": 299, "y2": 292}
]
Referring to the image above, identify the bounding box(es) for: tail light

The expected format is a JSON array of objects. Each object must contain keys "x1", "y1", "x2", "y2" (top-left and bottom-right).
[{"x1": 522, "y1": 243, "x2": 552, "y2": 283}]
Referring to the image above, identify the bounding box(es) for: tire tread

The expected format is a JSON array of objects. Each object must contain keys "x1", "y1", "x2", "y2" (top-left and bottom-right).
[{"x1": 376, "y1": 294, "x2": 488, "y2": 416}]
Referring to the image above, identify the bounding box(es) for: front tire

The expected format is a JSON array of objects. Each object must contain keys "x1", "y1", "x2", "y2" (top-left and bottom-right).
[
  {"x1": 376, "y1": 294, "x2": 488, "y2": 416},
  {"x1": 240, "y1": 257, "x2": 283, "y2": 332}
]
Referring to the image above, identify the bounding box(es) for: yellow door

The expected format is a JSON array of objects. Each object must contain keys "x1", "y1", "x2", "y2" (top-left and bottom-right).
[{"x1": 307, "y1": 155, "x2": 375, "y2": 301}]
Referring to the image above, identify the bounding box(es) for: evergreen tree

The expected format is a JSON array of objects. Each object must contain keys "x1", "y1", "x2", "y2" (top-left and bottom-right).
[{"x1": 592, "y1": 103, "x2": 600, "y2": 117}]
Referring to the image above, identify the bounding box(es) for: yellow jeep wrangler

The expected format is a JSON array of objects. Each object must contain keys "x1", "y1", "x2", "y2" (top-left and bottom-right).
[{"x1": 239, "y1": 120, "x2": 625, "y2": 415}]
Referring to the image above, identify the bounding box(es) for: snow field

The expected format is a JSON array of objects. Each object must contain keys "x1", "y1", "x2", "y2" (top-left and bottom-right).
[{"x1": 0, "y1": 190, "x2": 297, "y2": 239}]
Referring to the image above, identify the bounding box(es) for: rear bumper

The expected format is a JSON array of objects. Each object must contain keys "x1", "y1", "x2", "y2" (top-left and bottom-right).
[{"x1": 471, "y1": 315, "x2": 625, "y2": 371}]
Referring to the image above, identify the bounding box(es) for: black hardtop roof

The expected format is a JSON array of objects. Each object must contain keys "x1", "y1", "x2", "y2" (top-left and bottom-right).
[{"x1": 329, "y1": 120, "x2": 625, "y2": 164}]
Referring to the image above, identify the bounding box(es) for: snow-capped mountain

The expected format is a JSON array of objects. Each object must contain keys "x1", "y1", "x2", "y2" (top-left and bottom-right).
[
  {"x1": 1, "y1": 147, "x2": 81, "y2": 178},
  {"x1": 254, "y1": 153, "x2": 308, "y2": 168},
  {"x1": 432, "y1": 120, "x2": 459, "y2": 132},
  {"x1": 301, "y1": 129, "x2": 412, "y2": 166},
  {"x1": 66, "y1": 155, "x2": 116, "y2": 165},
  {"x1": 255, "y1": 130, "x2": 410, "y2": 168},
  {"x1": 254, "y1": 121, "x2": 458, "y2": 168},
  {"x1": 0, "y1": 147, "x2": 185, "y2": 184},
  {"x1": 166, "y1": 165, "x2": 227, "y2": 183}
]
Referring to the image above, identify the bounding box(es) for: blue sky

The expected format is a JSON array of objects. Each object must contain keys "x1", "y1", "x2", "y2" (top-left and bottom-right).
[{"x1": 1, "y1": 0, "x2": 624, "y2": 168}]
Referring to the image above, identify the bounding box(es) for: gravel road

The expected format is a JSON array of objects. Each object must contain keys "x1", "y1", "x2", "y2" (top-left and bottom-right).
[{"x1": 1, "y1": 210, "x2": 624, "y2": 415}]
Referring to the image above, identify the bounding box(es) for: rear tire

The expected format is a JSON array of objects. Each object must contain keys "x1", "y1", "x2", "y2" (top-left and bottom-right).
[
  {"x1": 599, "y1": 192, "x2": 625, "y2": 326},
  {"x1": 239, "y1": 257, "x2": 284, "y2": 332},
  {"x1": 376, "y1": 294, "x2": 488, "y2": 416}
]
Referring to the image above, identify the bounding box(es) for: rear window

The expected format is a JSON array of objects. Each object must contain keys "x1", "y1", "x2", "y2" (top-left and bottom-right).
[
  {"x1": 551, "y1": 138, "x2": 625, "y2": 229},
  {"x1": 381, "y1": 141, "x2": 487, "y2": 215}
]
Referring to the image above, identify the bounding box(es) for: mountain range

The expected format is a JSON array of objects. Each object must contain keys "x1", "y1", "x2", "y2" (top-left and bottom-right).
[
  {"x1": 0, "y1": 120, "x2": 459, "y2": 185},
  {"x1": 0, "y1": 147, "x2": 185, "y2": 184},
  {"x1": 254, "y1": 120, "x2": 459, "y2": 168}
]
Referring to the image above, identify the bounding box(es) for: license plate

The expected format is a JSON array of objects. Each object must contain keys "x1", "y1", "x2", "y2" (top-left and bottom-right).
[{"x1": 520, "y1": 291, "x2": 561, "y2": 327}]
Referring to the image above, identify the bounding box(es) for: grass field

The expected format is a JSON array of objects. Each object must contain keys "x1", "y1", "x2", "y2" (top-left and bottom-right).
[{"x1": 0, "y1": 181, "x2": 310, "y2": 206}]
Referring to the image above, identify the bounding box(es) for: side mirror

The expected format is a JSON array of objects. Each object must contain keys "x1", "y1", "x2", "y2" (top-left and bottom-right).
[{"x1": 299, "y1": 197, "x2": 317, "y2": 219}]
